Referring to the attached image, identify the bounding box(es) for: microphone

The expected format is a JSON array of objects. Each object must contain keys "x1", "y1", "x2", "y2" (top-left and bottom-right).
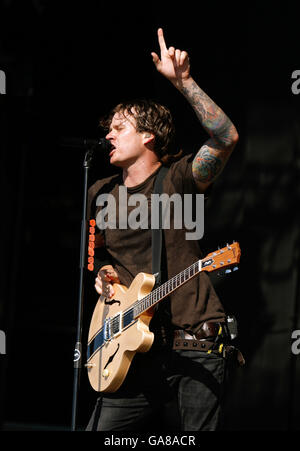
[{"x1": 60, "y1": 137, "x2": 112, "y2": 151}]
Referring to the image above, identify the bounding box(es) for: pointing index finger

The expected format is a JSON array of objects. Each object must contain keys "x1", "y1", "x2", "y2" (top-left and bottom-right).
[{"x1": 157, "y1": 28, "x2": 167, "y2": 52}]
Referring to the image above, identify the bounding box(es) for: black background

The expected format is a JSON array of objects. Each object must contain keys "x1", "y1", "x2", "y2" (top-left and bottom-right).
[{"x1": 0, "y1": 0, "x2": 299, "y2": 431}]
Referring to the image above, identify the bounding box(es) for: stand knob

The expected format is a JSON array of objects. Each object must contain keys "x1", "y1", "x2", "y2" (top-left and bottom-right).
[{"x1": 102, "y1": 369, "x2": 110, "y2": 378}]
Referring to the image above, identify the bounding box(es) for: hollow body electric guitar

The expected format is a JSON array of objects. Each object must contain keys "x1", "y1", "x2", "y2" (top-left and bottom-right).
[{"x1": 86, "y1": 242, "x2": 241, "y2": 392}]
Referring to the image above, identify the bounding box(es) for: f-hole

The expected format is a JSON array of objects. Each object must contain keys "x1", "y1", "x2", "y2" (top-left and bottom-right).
[
  {"x1": 104, "y1": 298, "x2": 121, "y2": 306},
  {"x1": 104, "y1": 343, "x2": 120, "y2": 370}
]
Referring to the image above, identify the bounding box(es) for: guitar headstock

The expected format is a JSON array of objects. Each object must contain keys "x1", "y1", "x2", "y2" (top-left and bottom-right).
[{"x1": 201, "y1": 242, "x2": 241, "y2": 274}]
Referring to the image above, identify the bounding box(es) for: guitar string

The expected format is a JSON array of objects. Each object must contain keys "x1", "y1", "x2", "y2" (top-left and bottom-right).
[
  {"x1": 90, "y1": 248, "x2": 234, "y2": 343},
  {"x1": 108, "y1": 260, "x2": 201, "y2": 333},
  {"x1": 98, "y1": 262, "x2": 200, "y2": 339},
  {"x1": 97, "y1": 254, "x2": 220, "y2": 338}
]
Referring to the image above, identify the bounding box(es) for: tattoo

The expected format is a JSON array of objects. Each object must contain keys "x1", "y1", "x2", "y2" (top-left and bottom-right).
[
  {"x1": 181, "y1": 79, "x2": 238, "y2": 149},
  {"x1": 180, "y1": 79, "x2": 238, "y2": 185},
  {"x1": 192, "y1": 141, "x2": 229, "y2": 183}
]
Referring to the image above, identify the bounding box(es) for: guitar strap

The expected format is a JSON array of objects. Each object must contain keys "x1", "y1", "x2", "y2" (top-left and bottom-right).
[{"x1": 152, "y1": 165, "x2": 169, "y2": 287}]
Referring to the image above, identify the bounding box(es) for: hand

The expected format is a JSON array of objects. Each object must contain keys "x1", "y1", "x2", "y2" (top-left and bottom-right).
[
  {"x1": 151, "y1": 28, "x2": 191, "y2": 89},
  {"x1": 95, "y1": 265, "x2": 120, "y2": 298}
]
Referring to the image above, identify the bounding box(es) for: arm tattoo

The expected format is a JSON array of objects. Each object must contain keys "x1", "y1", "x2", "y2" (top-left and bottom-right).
[
  {"x1": 180, "y1": 79, "x2": 238, "y2": 184},
  {"x1": 192, "y1": 141, "x2": 230, "y2": 183},
  {"x1": 192, "y1": 145, "x2": 222, "y2": 183},
  {"x1": 181, "y1": 79, "x2": 238, "y2": 149}
]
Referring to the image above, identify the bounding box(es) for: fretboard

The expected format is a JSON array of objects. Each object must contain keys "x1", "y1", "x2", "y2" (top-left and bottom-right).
[{"x1": 132, "y1": 258, "x2": 203, "y2": 318}]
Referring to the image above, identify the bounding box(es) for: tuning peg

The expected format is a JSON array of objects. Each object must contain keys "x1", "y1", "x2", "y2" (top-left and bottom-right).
[
  {"x1": 225, "y1": 269, "x2": 232, "y2": 274},
  {"x1": 233, "y1": 266, "x2": 239, "y2": 271}
]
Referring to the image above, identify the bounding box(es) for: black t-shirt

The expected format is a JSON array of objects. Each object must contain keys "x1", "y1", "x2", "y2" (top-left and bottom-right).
[{"x1": 88, "y1": 154, "x2": 225, "y2": 334}]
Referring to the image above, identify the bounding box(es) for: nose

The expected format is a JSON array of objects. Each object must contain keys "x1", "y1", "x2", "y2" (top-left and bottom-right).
[{"x1": 106, "y1": 130, "x2": 114, "y2": 141}]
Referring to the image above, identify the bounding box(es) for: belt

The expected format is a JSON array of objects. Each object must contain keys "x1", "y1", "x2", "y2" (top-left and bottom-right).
[
  {"x1": 173, "y1": 335, "x2": 218, "y2": 352},
  {"x1": 173, "y1": 321, "x2": 225, "y2": 351},
  {"x1": 172, "y1": 323, "x2": 245, "y2": 366},
  {"x1": 173, "y1": 320, "x2": 223, "y2": 342}
]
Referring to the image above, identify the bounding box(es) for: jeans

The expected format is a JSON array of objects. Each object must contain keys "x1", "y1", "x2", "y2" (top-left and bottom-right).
[{"x1": 86, "y1": 346, "x2": 226, "y2": 431}]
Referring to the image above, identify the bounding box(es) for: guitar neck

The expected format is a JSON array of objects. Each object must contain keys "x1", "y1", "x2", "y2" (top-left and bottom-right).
[
  {"x1": 87, "y1": 242, "x2": 239, "y2": 361},
  {"x1": 125, "y1": 241, "x2": 240, "y2": 320},
  {"x1": 132, "y1": 258, "x2": 206, "y2": 318}
]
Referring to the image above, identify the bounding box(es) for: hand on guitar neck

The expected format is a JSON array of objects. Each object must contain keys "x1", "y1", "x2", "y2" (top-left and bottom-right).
[{"x1": 95, "y1": 265, "x2": 120, "y2": 299}]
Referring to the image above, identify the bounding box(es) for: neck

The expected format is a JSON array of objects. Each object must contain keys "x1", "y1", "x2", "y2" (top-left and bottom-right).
[{"x1": 122, "y1": 160, "x2": 162, "y2": 187}]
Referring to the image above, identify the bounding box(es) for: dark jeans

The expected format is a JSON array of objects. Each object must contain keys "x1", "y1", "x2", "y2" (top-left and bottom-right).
[{"x1": 86, "y1": 346, "x2": 226, "y2": 431}]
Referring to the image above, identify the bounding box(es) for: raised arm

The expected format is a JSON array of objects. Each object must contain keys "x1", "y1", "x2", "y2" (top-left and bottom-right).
[{"x1": 151, "y1": 28, "x2": 239, "y2": 192}]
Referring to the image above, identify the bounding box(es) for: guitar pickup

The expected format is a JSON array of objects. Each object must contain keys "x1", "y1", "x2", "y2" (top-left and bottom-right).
[
  {"x1": 111, "y1": 312, "x2": 122, "y2": 337},
  {"x1": 104, "y1": 313, "x2": 123, "y2": 342},
  {"x1": 104, "y1": 318, "x2": 111, "y2": 342}
]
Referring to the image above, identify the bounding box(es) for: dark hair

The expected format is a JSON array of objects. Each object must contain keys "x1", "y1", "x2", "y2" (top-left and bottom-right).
[{"x1": 99, "y1": 99, "x2": 182, "y2": 164}]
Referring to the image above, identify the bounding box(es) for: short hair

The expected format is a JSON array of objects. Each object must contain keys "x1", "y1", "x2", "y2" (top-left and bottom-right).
[{"x1": 99, "y1": 99, "x2": 182, "y2": 164}]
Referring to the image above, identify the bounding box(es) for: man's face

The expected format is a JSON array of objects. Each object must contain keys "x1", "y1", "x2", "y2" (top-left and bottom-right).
[{"x1": 105, "y1": 111, "x2": 146, "y2": 168}]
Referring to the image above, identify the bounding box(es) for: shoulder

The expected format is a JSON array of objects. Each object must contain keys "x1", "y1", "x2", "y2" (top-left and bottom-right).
[
  {"x1": 166, "y1": 153, "x2": 194, "y2": 178},
  {"x1": 87, "y1": 173, "x2": 121, "y2": 220},
  {"x1": 165, "y1": 153, "x2": 212, "y2": 196},
  {"x1": 168, "y1": 152, "x2": 193, "y2": 170},
  {"x1": 88, "y1": 173, "x2": 121, "y2": 199},
  {"x1": 163, "y1": 153, "x2": 195, "y2": 191}
]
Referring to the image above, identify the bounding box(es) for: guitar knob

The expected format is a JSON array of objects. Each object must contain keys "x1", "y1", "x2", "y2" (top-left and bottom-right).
[{"x1": 102, "y1": 369, "x2": 110, "y2": 378}]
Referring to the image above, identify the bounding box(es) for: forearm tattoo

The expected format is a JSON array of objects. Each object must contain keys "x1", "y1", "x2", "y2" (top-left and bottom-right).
[
  {"x1": 181, "y1": 79, "x2": 237, "y2": 147},
  {"x1": 181, "y1": 79, "x2": 238, "y2": 183}
]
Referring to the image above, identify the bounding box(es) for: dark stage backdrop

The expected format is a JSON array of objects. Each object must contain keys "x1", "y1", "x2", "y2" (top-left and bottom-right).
[{"x1": 0, "y1": 0, "x2": 299, "y2": 432}]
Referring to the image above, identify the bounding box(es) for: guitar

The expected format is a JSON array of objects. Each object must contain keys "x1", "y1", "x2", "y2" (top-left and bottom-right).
[{"x1": 86, "y1": 242, "x2": 241, "y2": 392}]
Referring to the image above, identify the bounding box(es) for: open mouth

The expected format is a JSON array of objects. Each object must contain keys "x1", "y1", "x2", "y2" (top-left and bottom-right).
[{"x1": 109, "y1": 145, "x2": 116, "y2": 157}]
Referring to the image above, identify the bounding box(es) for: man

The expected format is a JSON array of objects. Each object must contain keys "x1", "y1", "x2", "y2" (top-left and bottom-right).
[{"x1": 86, "y1": 28, "x2": 239, "y2": 431}]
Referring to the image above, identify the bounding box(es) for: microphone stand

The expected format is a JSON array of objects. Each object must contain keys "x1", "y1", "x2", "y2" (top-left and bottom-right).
[{"x1": 71, "y1": 145, "x2": 96, "y2": 431}]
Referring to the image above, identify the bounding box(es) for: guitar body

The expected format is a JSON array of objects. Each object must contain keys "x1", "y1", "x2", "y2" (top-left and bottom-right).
[
  {"x1": 87, "y1": 272, "x2": 156, "y2": 393},
  {"x1": 86, "y1": 242, "x2": 241, "y2": 393}
]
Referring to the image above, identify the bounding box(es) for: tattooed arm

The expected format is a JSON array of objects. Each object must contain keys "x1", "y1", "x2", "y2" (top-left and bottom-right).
[
  {"x1": 180, "y1": 77, "x2": 238, "y2": 191},
  {"x1": 152, "y1": 28, "x2": 238, "y2": 192}
]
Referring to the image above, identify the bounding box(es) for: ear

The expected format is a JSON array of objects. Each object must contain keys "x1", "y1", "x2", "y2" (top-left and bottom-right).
[{"x1": 142, "y1": 132, "x2": 155, "y2": 145}]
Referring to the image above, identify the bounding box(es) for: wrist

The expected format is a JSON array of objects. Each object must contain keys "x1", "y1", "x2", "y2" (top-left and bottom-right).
[{"x1": 175, "y1": 75, "x2": 195, "y2": 92}]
